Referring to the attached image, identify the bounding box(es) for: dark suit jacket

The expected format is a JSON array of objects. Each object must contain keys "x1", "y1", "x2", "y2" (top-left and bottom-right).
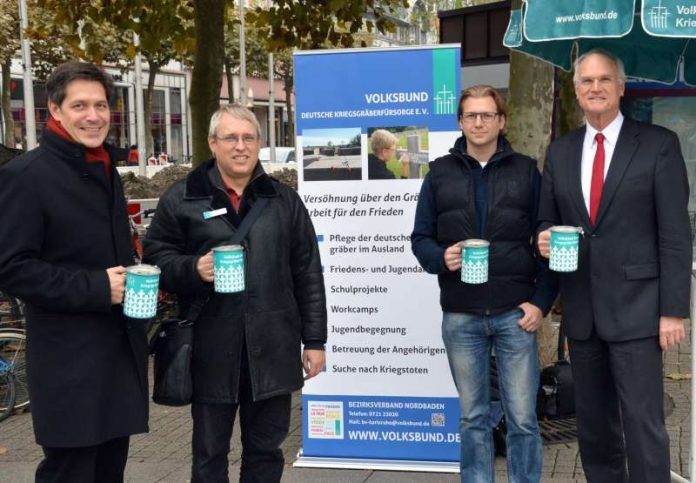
[{"x1": 538, "y1": 118, "x2": 692, "y2": 342}]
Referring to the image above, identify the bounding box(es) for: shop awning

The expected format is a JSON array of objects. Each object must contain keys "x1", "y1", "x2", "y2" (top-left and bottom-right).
[{"x1": 503, "y1": 0, "x2": 696, "y2": 85}]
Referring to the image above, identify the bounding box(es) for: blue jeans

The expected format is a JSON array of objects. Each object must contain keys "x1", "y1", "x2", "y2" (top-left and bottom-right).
[{"x1": 442, "y1": 308, "x2": 542, "y2": 483}]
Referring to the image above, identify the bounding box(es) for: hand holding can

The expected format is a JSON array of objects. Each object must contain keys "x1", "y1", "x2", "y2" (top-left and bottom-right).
[
  {"x1": 460, "y1": 239, "x2": 490, "y2": 284},
  {"x1": 123, "y1": 265, "x2": 161, "y2": 318},
  {"x1": 549, "y1": 226, "x2": 582, "y2": 272}
]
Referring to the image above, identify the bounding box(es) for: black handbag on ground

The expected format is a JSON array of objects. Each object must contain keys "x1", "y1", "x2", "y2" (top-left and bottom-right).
[
  {"x1": 537, "y1": 325, "x2": 575, "y2": 419},
  {"x1": 149, "y1": 197, "x2": 269, "y2": 406},
  {"x1": 151, "y1": 317, "x2": 194, "y2": 406}
]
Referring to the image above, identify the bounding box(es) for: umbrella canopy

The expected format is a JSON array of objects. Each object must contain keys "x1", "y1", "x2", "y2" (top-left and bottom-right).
[{"x1": 504, "y1": 0, "x2": 696, "y2": 85}]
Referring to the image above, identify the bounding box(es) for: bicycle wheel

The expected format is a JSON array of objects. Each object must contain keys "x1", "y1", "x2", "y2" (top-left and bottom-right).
[
  {"x1": 0, "y1": 367, "x2": 16, "y2": 422},
  {"x1": 0, "y1": 331, "x2": 28, "y2": 410}
]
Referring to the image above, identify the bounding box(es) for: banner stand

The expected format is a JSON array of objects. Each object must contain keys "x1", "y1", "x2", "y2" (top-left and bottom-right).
[
  {"x1": 294, "y1": 452, "x2": 459, "y2": 473},
  {"x1": 294, "y1": 45, "x2": 463, "y2": 469}
]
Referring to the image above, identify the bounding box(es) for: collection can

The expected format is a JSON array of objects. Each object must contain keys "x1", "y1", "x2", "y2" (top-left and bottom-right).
[
  {"x1": 460, "y1": 239, "x2": 490, "y2": 284},
  {"x1": 549, "y1": 226, "x2": 582, "y2": 272},
  {"x1": 213, "y1": 245, "x2": 245, "y2": 293},
  {"x1": 123, "y1": 264, "x2": 161, "y2": 319}
]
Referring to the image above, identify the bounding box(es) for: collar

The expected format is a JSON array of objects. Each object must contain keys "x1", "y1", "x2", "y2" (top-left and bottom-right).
[
  {"x1": 584, "y1": 112, "x2": 624, "y2": 148},
  {"x1": 452, "y1": 135, "x2": 512, "y2": 168},
  {"x1": 40, "y1": 128, "x2": 120, "y2": 165},
  {"x1": 185, "y1": 158, "x2": 278, "y2": 199},
  {"x1": 46, "y1": 116, "x2": 110, "y2": 163}
]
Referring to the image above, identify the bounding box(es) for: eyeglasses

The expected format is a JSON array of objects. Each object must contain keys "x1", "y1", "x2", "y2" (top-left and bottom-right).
[
  {"x1": 577, "y1": 76, "x2": 619, "y2": 89},
  {"x1": 215, "y1": 135, "x2": 258, "y2": 146},
  {"x1": 460, "y1": 112, "x2": 500, "y2": 123}
]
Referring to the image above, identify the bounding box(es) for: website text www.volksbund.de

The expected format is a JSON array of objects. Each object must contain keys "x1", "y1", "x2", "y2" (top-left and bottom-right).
[
  {"x1": 348, "y1": 430, "x2": 460, "y2": 443},
  {"x1": 556, "y1": 10, "x2": 618, "y2": 23}
]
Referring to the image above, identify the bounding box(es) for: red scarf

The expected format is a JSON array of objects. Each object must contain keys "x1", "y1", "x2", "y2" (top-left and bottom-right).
[{"x1": 47, "y1": 116, "x2": 112, "y2": 182}]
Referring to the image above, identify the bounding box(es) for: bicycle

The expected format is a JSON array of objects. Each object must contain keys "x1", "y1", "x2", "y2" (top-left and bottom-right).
[
  {"x1": 129, "y1": 208, "x2": 156, "y2": 264},
  {"x1": 0, "y1": 292, "x2": 28, "y2": 420},
  {"x1": 0, "y1": 358, "x2": 15, "y2": 422}
]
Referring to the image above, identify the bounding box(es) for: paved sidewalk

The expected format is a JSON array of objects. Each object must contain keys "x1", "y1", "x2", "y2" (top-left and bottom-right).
[{"x1": 1, "y1": 321, "x2": 691, "y2": 482}]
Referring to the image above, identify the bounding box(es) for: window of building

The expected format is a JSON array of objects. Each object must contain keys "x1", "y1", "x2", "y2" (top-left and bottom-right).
[
  {"x1": 107, "y1": 86, "x2": 129, "y2": 149},
  {"x1": 148, "y1": 89, "x2": 166, "y2": 155},
  {"x1": 170, "y1": 88, "x2": 184, "y2": 163},
  {"x1": 439, "y1": 0, "x2": 511, "y2": 66}
]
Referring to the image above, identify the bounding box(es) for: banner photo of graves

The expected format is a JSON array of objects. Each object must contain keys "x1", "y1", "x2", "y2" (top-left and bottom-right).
[{"x1": 294, "y1": 45, "x2": 462, "y2": 470}]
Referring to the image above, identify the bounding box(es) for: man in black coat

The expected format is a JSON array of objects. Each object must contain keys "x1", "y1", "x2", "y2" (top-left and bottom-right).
[
  {"x1": 0, "y1": 62, "x2": 148, "y2": 482},
  {"x1": 537, "y1": 49, "x2": 691, "y2": 483},
  {"x1": 143, "y1": 105, "x2": 327, "y2": 483}
]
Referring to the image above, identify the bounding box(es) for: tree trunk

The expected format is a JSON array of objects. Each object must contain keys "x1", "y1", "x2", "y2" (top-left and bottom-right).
[
  {"x1": 2, "y1": 60, "x2": 15, "y2": 148},
  {"x1": 558, "y1": 69, "x2": 584, "y2": 137},
  {"x1": 505, "y1": 4, "x2": 557, "y2": 366},
  {"x1": 506, "y1": 51, "x2": 554, "y2": 166},
  {"x1": 224, "y1": 59, "x2": 234, "y2": 104},
  {"x1": 283, "y1": 78, "x2": 294, "y2": 147},
  {"x1": 190, "y1": 0, "x2": 225, "y2": 166},
  {"x1": 145, "y1": 60, "x2": 159, "y2": 157}
]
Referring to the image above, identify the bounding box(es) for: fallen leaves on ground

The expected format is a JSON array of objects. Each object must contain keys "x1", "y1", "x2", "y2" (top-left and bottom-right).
[{"x1": 666, "y1": 373, "x2": 692, "y2": 380}]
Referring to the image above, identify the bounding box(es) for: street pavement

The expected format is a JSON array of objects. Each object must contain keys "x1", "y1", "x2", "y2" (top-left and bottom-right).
[{"x1": 1, "y1": 320, "x2": 692, "y2": 482}]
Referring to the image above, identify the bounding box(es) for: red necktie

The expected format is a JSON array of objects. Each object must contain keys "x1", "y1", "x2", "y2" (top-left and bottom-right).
[{"x1": 589, "y1": 132, "x2": 605, "y2": 225}]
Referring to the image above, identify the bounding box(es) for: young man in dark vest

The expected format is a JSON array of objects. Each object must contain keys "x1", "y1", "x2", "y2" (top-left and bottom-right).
[{"x1": 412, "y1": 85, "x2": 556, "y2": 483}]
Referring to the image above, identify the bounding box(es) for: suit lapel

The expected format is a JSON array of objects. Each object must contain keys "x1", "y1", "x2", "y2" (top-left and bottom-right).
[
  {"x1": 593, "y1": 119, "x2": 639, "y2": 228},
  {"x1": 566, "y1": 127, "x2": 591, "y2": 230}
]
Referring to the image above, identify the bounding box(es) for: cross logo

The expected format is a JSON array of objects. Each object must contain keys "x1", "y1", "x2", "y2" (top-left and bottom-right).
[{"x1": 649, "y1": 0, "x2": 671, "y2": 29}]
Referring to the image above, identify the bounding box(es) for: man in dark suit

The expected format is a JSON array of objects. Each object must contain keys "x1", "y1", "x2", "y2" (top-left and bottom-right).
[{"x1": 537, "y1": 49, "x2": 691, "y2": 483}]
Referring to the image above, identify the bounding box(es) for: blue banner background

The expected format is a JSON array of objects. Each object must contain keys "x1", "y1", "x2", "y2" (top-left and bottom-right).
[
  {"x1": 294, "y1": 48, "x2": 461, "y2": 133},
  {"x1": 302, "y1": 394, "x2": 460, "y2": 461}
]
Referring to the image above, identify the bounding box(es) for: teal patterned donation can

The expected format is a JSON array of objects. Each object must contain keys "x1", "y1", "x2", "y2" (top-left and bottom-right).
[
  {"x1": 549, "y1": 226, "x2": 582, "y2": 272},
  {"x1": 461, "y1": 239, "x2": 490, "y2": 284},
  {"x1": 213, "y1": 245, "x2": 245, "y2": 293},
  {"x1": 124, "y1": 265, "x2": 160, "y2": 319}
]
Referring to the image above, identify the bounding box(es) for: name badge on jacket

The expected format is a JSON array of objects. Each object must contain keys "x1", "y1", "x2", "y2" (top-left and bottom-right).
[{"x1": 203, "y1": 208, "x2": 227, "y2": 219}]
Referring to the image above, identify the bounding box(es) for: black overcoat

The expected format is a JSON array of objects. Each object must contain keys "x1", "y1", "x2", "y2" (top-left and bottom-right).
[
  {"x1": 0, "y1": 131, "x2": 149, "y2": 447},
  {"x1": 143, "y1": 160, "x2": 327, "y2": 403}
]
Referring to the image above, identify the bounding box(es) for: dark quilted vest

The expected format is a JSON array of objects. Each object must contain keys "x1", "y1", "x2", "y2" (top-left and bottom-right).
[{"x1": 429, "y1": 149, "x2": 537, "y2": 314}]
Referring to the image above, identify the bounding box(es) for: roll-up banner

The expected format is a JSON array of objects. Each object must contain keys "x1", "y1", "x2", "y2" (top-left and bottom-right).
[{"x1": 294, "y1": 45, "x2": 462, "y2": 471}]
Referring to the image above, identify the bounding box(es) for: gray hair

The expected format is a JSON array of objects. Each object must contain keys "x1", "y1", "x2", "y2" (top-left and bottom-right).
[
  {"x1": 208, "y1": 104, "x2": 262, "y2": 139},
  {"x1": 371, "y1": 129, "x2": 398, "y2": 152},
  {"x1": 573, "y1": 48, "x2": 627, "y2": 85}
]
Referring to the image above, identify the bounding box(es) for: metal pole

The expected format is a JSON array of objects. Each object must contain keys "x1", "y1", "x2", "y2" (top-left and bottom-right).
[
  {"x1": 18, "y1": 0, "x2": 36, "y2": 149},
  {"x1": 182, "y1": 61, "x2": 191, "y2": 162},
  {"x1": 0, "y1": 66, "x2": 5, "y2": 145},
  {"x1": 690, "y1": 272, "x2": 696, "y2": 482},
  {"x1": 239, "y1": 0, "x2": 247, "y2": 105},
  {"x1": 268, "y1": 53, "x2": 275, "y2": 163},
  {"x1": 134, "y1": 32, "x2": 147, "y2": 177}
]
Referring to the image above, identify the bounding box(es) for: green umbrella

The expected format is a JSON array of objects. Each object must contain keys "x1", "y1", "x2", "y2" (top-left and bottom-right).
[{"x1": 504, "y1": 0, "x2": 696, "y2": 85}]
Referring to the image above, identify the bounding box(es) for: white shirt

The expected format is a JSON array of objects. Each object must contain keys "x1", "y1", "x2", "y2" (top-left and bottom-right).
[{"x1": 581, "y1": 112, "x2": 624, "y2": 214}]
